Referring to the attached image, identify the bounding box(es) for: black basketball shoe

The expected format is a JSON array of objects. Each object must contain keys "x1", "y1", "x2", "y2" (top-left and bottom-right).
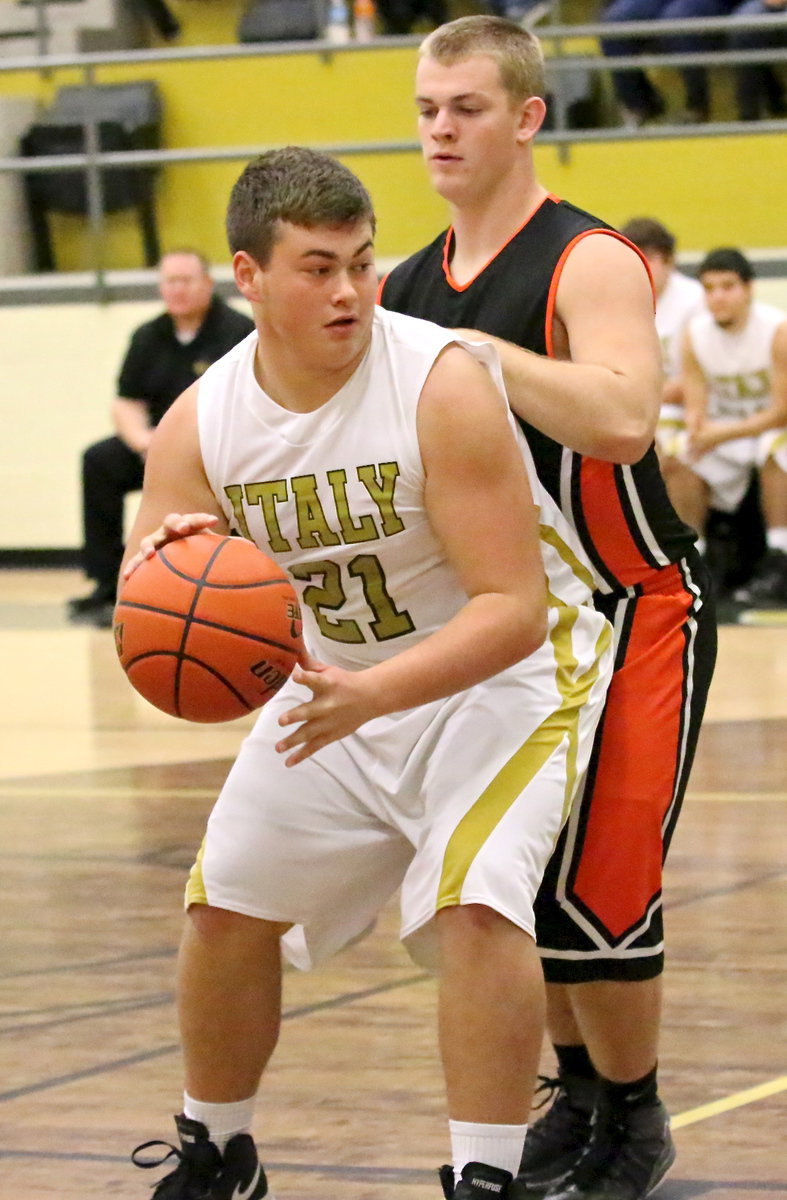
[
  {"x1": 67, "y1": 582, "x2": 116, "y2": 615},
  {"x1": 512, "y1": 1074, "x2": 598, "y2": 1195},
  {"x1": 543, "y1": 1098, "x2": 675, "y2": 1200},
  {"x1": 440, "y1": 1161, "x2": 514, "y2": 1198},
  {"x1": 734, "y1": 548, "x2": 787, "y2": 609},
  {"x1": 132, "y1": 1113, "x2": 270, "y2": 1199},
  {"x1": 67, "y1": 582, "x2": 116, "y2": 628}
]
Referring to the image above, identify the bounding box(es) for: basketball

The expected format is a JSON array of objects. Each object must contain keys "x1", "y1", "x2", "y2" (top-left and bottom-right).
[{"x1": 113, "y1": 532, "x2": 304, "y2": 723}]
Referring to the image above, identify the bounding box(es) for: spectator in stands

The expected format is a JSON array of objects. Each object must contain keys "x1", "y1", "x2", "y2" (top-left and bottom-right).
[
  {"x1": 620, "y1": 216, "x2": 705, "y2": 458},
  {"x1": 600, "y1": 0, "x2": 738, "y2": 125},
  {"x1": 728, "y1": 0, "x2": 787, "y2": 120},
  {"x1": 133, "y1": 0, "x2": 181, "y2": 41},
  {"x1": 67, "y1": 249, "x2": 254, "y2": 628},
  {"x1": 663, "y1": 248, "x2": 787, "y2": 607},
  {"x1": 375, "y1": 0, "x2": 447, "y2": 34}
]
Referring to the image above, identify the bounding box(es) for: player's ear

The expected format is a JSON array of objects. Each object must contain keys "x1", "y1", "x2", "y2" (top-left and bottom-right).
[
  {"x1": 516, "y1": 95, "x2": 547, "y2": 144},
  {"x1": 233, "y1": 250, "x2": 264, "y2": 302}
]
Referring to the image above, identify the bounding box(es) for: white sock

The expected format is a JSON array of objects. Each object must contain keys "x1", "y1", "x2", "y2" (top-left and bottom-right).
[
  {"x1": 695, "y1": 536, "x2": 706, "y2": 556},
  {"x1": 766, "y1": 527, "x2": 787, "y2": 554},
  {"x1": 449, "y1": 1119, "x2": 528, "y2": 1184},
  {"x1": 183, "y1": 1093, "x2": 257, "y2": 1154}
]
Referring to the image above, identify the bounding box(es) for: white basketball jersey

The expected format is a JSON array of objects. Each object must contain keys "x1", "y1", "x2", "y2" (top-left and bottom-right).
[
  {"x1": 656, "y1": 270, "x2": 704, "y2": 380},
  {"x1": 197, "y1": 307, "x2": 600, "y2": 670},
  {"x1": 688, "y1": 302, "x2": 785, "y2": 420}
]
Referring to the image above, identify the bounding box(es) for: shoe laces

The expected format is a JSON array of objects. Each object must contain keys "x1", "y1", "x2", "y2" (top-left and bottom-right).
[
  {"x1": 532, "y1": 1073, "x2": 562, "y2": 1110},
  {"x1": 526, "y1": 1074, "x2": 593, "y2": 1155},
  {"x1": 132, "y1": 1138, "x2": 212, "y2": 1197},
  {"x1": 133, "y1": 1138, "x2": 183, "y2": 1171}
]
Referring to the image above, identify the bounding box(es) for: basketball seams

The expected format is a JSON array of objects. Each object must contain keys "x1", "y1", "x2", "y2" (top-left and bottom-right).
[
  {"x1": 126, "y1": 650, "x2": 253, "y2": 717},
  {"x1": 171, "y1": 537, "x2": 236, "y2": 715},
  {"x1": 158, "y1": 536, "x2": 290, "y2": 590},
  {"x1": 158, "y1": 535, "x2": 229, "y2": 585},
  {"x1": 152, "y1": 579, "x2": 292, "y2": 591},
  {"x1": 116, "y1": 599, "x2": 297, "y2": 656},
  {"x1": 116, "y1": 532, "x2": 302, "y2": 721}
]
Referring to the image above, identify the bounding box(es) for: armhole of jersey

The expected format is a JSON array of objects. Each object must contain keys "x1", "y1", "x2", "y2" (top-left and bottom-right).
[
  {"x1": 544, "y1": 228, "x2": 656, "y2": 358},
  {"x1": 376, "y1": 271, "x2": 390, "y2": 304}
]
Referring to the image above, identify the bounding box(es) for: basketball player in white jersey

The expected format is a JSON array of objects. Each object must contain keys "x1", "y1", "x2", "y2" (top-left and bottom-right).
[
  {"x1": 620, "y1": 218, "x2": 705, "y2": 460},
  {"x1": 121, "y1": 148, "x2": 613, "y2": 1200},
  {"x1": 663, "y1": 247, "x2": 787, "y2": 606}
]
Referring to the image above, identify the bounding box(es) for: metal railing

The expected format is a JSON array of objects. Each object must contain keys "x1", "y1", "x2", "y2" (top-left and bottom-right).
[{"x1": 0, "y1": 7, "x2": 785, "y2": 296}]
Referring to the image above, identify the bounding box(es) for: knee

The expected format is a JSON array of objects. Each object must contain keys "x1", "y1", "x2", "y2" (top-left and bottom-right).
[
  {"x1": 82, "y1": 439, "x2": 107, "y2": 475},
  {"x1": 437, "y1": 903, "x2": 532, "y2": 951},
  {"x1": 82, "y1": 436, "x2": 127, "y2": 481},
  {"x1": 659, "y1": 452, "x2": 679, "y2": 480},
  {"x1": 187, "y1": 903, "x2": 290, "y2": 946}
]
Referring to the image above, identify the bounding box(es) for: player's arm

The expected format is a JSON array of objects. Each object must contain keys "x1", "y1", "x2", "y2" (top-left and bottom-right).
[
  {"x1": 277, "y1": 346, "x2": 548, "y2": 765},
  {"x1": 113, "y1": 328, "x2": 157, "y2": 456},
  {"x1": 120, "y1": 383, "x2": 228, "y2": 587},
  {"x1": 375, "y1": 344, "x2": 548, "y2": 694},
  {"x1": 456, "y1": 234, "x2": 662, "y2": 463},
  {"x1": 688, "y1": 322, "x2": 787, "y2": 456},
  {"x1": 113, "y1": 396, "x2": 154, "y2": 457},
  {"x1": 680, "y1": 329, "x2": 709, "y2": 437},
  {"x1": 662, "y1": 377, "x2": 685, "y2": 407}
]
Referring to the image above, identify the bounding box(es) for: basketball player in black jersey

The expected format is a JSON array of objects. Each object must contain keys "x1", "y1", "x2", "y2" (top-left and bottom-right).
[{"x1": 381, "y1": 17, "x2": 717, "y2": 1200}]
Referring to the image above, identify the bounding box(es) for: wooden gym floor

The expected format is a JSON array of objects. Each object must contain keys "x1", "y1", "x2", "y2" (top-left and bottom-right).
[{"x1": 1, "y1": 568, "x2": 785, "y2": 1200}]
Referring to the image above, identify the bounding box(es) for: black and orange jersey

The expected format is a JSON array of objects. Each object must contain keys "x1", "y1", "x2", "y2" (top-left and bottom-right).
[{"x1": 379, "y1": 194, "x2": 697, "y2": 595}]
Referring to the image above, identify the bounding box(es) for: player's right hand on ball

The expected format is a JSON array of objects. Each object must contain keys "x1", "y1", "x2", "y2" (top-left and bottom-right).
[
  {"x1": 122, "y1": 512, "x2": 219, "y2": 580},
  {"x1": 275, "y1": 662, "x2": 382, "y2": 767}
]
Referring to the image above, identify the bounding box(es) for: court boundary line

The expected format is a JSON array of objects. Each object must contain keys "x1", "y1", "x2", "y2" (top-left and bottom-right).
[{"x1": 671, "y1": 1075, "x2": 787, "y2": 1128}]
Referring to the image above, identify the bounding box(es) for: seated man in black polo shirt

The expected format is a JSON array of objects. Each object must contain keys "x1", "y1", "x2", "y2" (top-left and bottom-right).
[{"x1": 68, "y1": 248, "x2": 254, "y2": 627}]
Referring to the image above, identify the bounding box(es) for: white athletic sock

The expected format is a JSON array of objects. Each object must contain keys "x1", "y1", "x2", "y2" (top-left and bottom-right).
[
  {"x1": 449, "y1": 1119, "x2": 528, "y2": 1184},
  {"x1": 766, "y1": 527, "x2": 787, "y2": 554},
  {"x1": 695, "y1": 536, "x2": 707, "y2": 556},
  {"x1": 183, "y1": 1093, "x2": 257, "y2": 1154}
]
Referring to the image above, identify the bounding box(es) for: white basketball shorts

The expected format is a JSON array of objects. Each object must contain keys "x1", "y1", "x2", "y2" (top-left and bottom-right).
[
  {"x1": 672, "y1": 427, "x2": 787, "y2": 512},
  {"x1": 185, "y1": 604, "x2": 613, "y2": 971}
]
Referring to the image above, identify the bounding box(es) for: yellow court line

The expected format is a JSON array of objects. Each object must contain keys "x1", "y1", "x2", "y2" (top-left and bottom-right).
[
  {"x1": 672, "y1": 1075, "x2": 787, "y2": 1129},
  {"x1": 687, "y1": 791, "x2": 787, "y2": 802}
]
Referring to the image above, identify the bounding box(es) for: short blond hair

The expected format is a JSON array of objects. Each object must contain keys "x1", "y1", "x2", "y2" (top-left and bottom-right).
[{"x1": 420, "y1": 15, "x2": 546, "y2": 102}]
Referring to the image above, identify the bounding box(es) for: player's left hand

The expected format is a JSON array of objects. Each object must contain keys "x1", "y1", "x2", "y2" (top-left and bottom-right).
[
  {"x1": 122, "y1": 512, "x2": 220, "y2": 580},
  {"x1": 275, "y1": 662, "x2": 380, "y2": 767},
  {"x1": 686, "y1": 424, "x2": 723, "y2": 460}
]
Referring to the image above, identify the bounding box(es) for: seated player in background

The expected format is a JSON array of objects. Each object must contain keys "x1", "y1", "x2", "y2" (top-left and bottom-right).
[
  {"x1": 662, "y1": 247, "x2": 787, "y2": 607},
  {"x1": 620, "y1": 216, "x2": 705, "y2": 464}
]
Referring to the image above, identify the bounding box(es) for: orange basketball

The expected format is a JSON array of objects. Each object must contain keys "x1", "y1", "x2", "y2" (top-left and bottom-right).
[{"x1": 113, "y1": 532, "x2": 304, "y2": 723}]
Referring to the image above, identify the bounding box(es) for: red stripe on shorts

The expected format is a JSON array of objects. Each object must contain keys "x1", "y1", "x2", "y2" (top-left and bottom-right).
[
  {"x1": 578, "y1": 458, "x2": 656, "y2": 589},
  {"x1": 571, "y1": 580, "x2": 692, "y2": 939}
]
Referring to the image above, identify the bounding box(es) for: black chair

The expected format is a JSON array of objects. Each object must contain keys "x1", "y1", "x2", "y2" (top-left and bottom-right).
[{"x1": 20, "y1": 82, "x2": 162, "y2": 272}]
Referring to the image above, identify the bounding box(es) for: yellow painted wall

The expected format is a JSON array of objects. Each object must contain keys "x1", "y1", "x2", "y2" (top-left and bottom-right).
[
  {"x1": 533, "y1": 135, "x2": 787, "y2": 254},
  {"x1": 2, "y1": 31, "x2": 786, "y2": 271}
]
